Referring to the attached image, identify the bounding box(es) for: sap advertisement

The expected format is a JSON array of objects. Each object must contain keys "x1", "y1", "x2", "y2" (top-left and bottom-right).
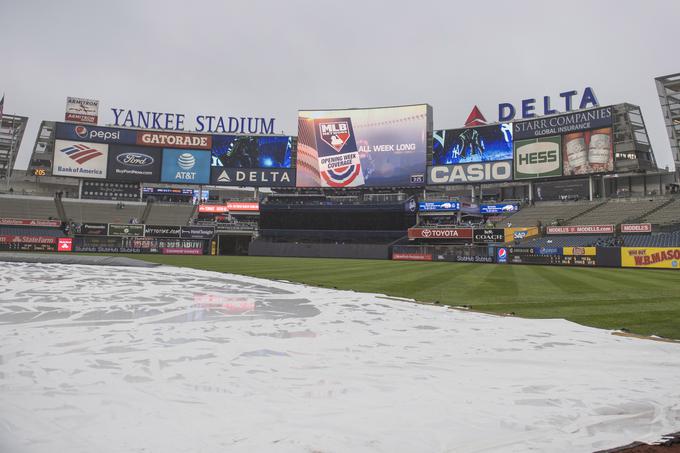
[
  {"x1": 418, "y1": 201, "x2": 461, "y2": 212},
  {"x1": 107, "y1": 145, "x2": 162, "y2": 182},
  {"x1": 428, "y1": 123, "x2": 513, "y2": 185},
  {"x1": 210, "y1": 135, "x2": 295, "y2": 187},
  {"x1": 296, "y1": 104, "x2": 431, "y2": 188},
  {"x1": 480, "y1": 203, "x2": 520, "y2": 214},
  {"x1": 161, "y1": 149, "x2": 211, "y2": 184}
]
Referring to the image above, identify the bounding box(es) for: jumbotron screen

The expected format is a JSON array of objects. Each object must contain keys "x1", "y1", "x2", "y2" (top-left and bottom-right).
[{"x1": 296, "y1": 104, "x2": 430, "y2": 188}]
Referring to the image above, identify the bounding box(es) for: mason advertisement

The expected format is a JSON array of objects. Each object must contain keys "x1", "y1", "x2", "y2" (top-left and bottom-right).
[
  {"x1": 621, "y1": 247, "x2": 680, "y2": 269},
  {"x1": 513, "y1": 136, "x2": 562, "y2": 180},
  {"x1": 428, "y1": 161, "x2": 512, "y2": 184},
  {"x1": 211, "y1": 167, "x2": 295, "y2": 187},
  {"x1": 513, "y1": 106, "x2": 613, "y2": 140}
]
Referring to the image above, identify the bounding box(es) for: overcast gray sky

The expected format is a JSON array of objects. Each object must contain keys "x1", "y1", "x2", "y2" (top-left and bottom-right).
[{"x1": 1, "y1": 0, "x2": 678, "y2": 170}]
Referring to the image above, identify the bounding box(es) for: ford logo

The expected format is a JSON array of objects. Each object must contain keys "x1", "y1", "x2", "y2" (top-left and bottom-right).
[{"x1": 116, "y1": 152, "x2": 154, "y2": 167}]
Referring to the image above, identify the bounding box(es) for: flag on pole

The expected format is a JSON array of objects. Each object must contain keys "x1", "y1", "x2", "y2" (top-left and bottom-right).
[{"x1": 0, "y1": 94, "x2": 4, "y2": 122}]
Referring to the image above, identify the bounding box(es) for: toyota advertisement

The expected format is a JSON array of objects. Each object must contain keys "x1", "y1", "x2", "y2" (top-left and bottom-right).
[
  {"x1": 107, "y1": 145, "x2": 162, "y2": 182},
  {"x1": 296, "y1": 104, "x2": 431, "y2": 188}
]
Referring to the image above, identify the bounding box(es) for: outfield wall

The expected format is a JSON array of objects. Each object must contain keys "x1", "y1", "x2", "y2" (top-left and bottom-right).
[{"x1": 249, "y1": 240, "x2": 390, "y2": 260}]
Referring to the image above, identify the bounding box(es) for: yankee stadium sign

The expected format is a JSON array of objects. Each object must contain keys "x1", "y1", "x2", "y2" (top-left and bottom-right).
[{"x1": 110, "y1": 108, "x2": 276, "y2": 134}]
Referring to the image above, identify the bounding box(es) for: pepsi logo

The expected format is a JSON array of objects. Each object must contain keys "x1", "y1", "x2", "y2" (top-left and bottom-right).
[{"x1": 75, "y1": 125, "x2": 88, "y2": 138}]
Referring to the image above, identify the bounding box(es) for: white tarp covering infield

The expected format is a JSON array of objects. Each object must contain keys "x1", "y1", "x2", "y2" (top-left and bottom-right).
[{"x1": 0, "y1": 262, "x2": 679, "y2": 453}]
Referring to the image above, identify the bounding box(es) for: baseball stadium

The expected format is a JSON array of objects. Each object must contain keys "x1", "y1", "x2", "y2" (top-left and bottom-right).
[{"x1": 2, "y1": 2, "x2": 680, "y2": 449}]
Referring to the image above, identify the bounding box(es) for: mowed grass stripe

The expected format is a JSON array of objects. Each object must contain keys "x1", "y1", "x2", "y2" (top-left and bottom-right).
[{"x1": 120, "y1": 255, "x2": 680, "y2": 339}]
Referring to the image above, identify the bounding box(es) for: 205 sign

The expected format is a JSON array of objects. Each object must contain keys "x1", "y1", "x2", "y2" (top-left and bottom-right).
[{"x1": 33, "y1": 169, "x2": 47, "y2": 176}]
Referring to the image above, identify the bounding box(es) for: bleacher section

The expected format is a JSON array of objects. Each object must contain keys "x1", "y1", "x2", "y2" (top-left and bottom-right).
[
  {"x1": 566, "y1": 198, "x2": 670, "y2": 226},
  {"x1": 0, "y1": 195, "x2": 59, "y2": 219},
  {"x1": 62, "y1": 200, "x2": 146, "y2": 224},
  {"x1": 0, "y1": 225, "x2": 64, "y2": 237},
  {"x1": 519, "y1": 235, "x2": 615, "y2": 248},
  {"x1": 502, "y1": 201, "x2": 600, "y2": 227},
  {"x1": 641, "y1": 198, "x2": 680, "y2": 225},
  {"x1": 144, "y1": 203, "x2": 195, "y2": 226},
  {"x1": 621, "y1": 231, "x2": 680, "y2": 247}
]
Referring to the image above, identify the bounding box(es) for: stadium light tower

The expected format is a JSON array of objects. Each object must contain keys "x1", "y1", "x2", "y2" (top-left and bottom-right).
[{"x1": 655, "y1": 73, "x2": 680, "y2": 175}]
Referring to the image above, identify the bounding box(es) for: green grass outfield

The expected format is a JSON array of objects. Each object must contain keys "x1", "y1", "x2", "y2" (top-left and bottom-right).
[{"x1": 121, "y1": 255, "x2": 680, "y2": 339}]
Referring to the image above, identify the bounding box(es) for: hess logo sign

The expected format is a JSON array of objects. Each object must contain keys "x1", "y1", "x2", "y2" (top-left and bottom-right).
[{"x1": 514, "y1": 138, "x2": 562, "y2": 179}]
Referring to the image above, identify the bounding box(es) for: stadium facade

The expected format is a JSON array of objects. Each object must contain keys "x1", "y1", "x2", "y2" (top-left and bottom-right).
[
  {"x1": 0, "y1": 114, "x2": 28, "y2": 182},
  {"x1": 656, "y1": 73, "x2": 680, "y2": 173}
]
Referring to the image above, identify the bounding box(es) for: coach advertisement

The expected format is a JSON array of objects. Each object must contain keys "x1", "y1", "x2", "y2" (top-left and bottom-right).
[
  {"x1": 473, "y1": 229, "x2": 505, "y2": 243},
  {"x1": 513, "y1": 135, "x2": 562, "y2": 180},
  {"x1": 428, "y1": 160, "x2": 513, "y2": 184},
  {"x1": 53, "y1": 140, "x2": 109, "y2": 179},
  {"x1": 621, "y1": 247, "x2": 680, "y2": 269},
  {"x1": 513, "y1": 106, "x2": 613, "y2": 140},
  {"x1": 55, "y1": 122, "x2": 137, "y2": 145},
  {"x1": 296, "y1": 105, "x2": 430, "y2": 188},
  {"x1": 107, "y1": 145, "x2": 162, "y2": 182},
  {"x1": 408, "y1": 227, "x2": 473, "y2": 239},
  {"x1": 160, "y1": 149, "x2": 211, "y2": 184}
]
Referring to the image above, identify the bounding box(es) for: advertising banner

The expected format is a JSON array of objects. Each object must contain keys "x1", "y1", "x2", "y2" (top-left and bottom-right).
[
  {"x1": 137, "y1": 131, "x2": 211, "y2": 149},
  {"x1": 513, "y1": 106, "x2": 613, "y2": 140},
  {"x1": 563, "y1": 246, "x2": 596, "y2": 256},
  {"x1": 210, "y1": 167, "x2": 295, "y2": 187},
  {"x1": 621, "y1": 247, "x2": 680, "y2": 269},
  {"x1": 296, "y1": 105, "x2": 429, "y2": 188},
  {"x1": 162, "y1": 248, "x2": 203, "y2": 255},
  {"x1": 480, "y1": 203, "x2": 519, "y2": 214},
  {"x1": 107, "y1": 145, "x2": 162, "y2": 182},
  {"x1": 432, "y1": 123, "x2": 513, "y2": 165},
  {"x1": 408, "y1": 228, "x2": 473, "y2": 239},
  {"x1": 144, "y1": 225, "x2": 181, "y2": 238},
  {"x1": 57, "y1": 237, "x2": 73, "y2": 252},
  {"x1": 53, "y1": 140, "x2": 109, "y2": 179},
  {"x1": 0, "y1": 235, "x2": 58, "y2": 245},
  {"x1": 562, "y1": 127, "x2": 614, "y2": 176},
  {"x1": 0, "y1": 218, "x2": 62, "y2": 227},
  {"x1": 65, "y1": 97, "x2": 99, "y2": 124},
  {"x1": 621, "y1": 223, "x2": 652, "y2": 233},
  {"x1": 55, "y1": 122, "x2": 137, "y2": 145},
  {"x1": 160, "y1": 149, "x2": 211, "y2": 184},
  {"x1": 142, "y1": 187, "x2": 194, "y2": 195},
  {"x1": 211, "y1": 135, "x2": 292, "y2": 169},
  {"x1": 513, "y1": 135, "x2": 562, "y2": 180},
  {"x1": 546, "y1": 225, "x2": 615, "y2": 235},
  {"x1": 473, "y1": 229, "x2": 505, "y2": 243},
  {"x1": 428, "y1": 161, "x2": 513, "y2": 184},
  {"x1": 180, "y1": 226, "x2": 215, "y2": 239},
  {"x1": 76, "y1": 223, "x2": 108, "y2": 236},
  {"x1": 418, "y1": 201, "x2": 460, "y2": 212},
  {"x1": 504, "y1": 227, "x2": 539, "y2": 243},
  {"x1": 108, "y1": 224, "x2": 145, "y2": 237},
  {"x1": 392, "y1": 252, "x2": 433, "y2": 261},
  {"x1": 198, "y1": 202, "x2": 259, "y2": 213}
]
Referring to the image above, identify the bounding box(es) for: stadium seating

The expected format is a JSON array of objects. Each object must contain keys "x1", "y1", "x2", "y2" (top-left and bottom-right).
[
  {"x1": 501, "y1": 201, "x2": 601, "y2": 227},
  {"x1": 519, "y1": 235, "x2": 613, "y2": 248},
  {"x1": 0, "y1": 225, "x2": 64, "y2": 237},
  {"x1": 566, "y1": 198, "x2": 670, "y2": 226},
  {"x1": 143, "y1": 202, "x2": 196, "y2": 226},
  {"x1": 62, "y1": 200, "x2": 146, "y2": 224},
  {"x1": 641, "y1": 198, "x2": 680, "y2": 225},
  {"x1": 621, "y1": 231, "x2": 680, "y2": 247},
  {"x1": 0, "y1": 195, "x2": 59, "y2": 219}
]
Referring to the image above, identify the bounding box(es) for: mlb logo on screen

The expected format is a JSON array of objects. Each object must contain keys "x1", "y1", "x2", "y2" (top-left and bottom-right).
[
  {"x1": 497, "y1": 247, "x2": 508, "y2": 263},
  {"x1": 319, "y1": 121, "x2": 351, "y2": 152}
]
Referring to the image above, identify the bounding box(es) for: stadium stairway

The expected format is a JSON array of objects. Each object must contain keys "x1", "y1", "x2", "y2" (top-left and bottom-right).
[
  {"x1": 636, "y1": 198, "x2": 678, "y2": 225},
  {"x1": 563, "y1": 201, "x2": 607, "y2": 224}
]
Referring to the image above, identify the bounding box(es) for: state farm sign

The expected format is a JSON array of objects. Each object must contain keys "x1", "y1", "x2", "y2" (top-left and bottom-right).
[
  {"x1": 408, "y1": 228, "x2": 473, "y2": 239},
  {"x1": 136, "y1": 131, "x2": 211, "y2": 149}
]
